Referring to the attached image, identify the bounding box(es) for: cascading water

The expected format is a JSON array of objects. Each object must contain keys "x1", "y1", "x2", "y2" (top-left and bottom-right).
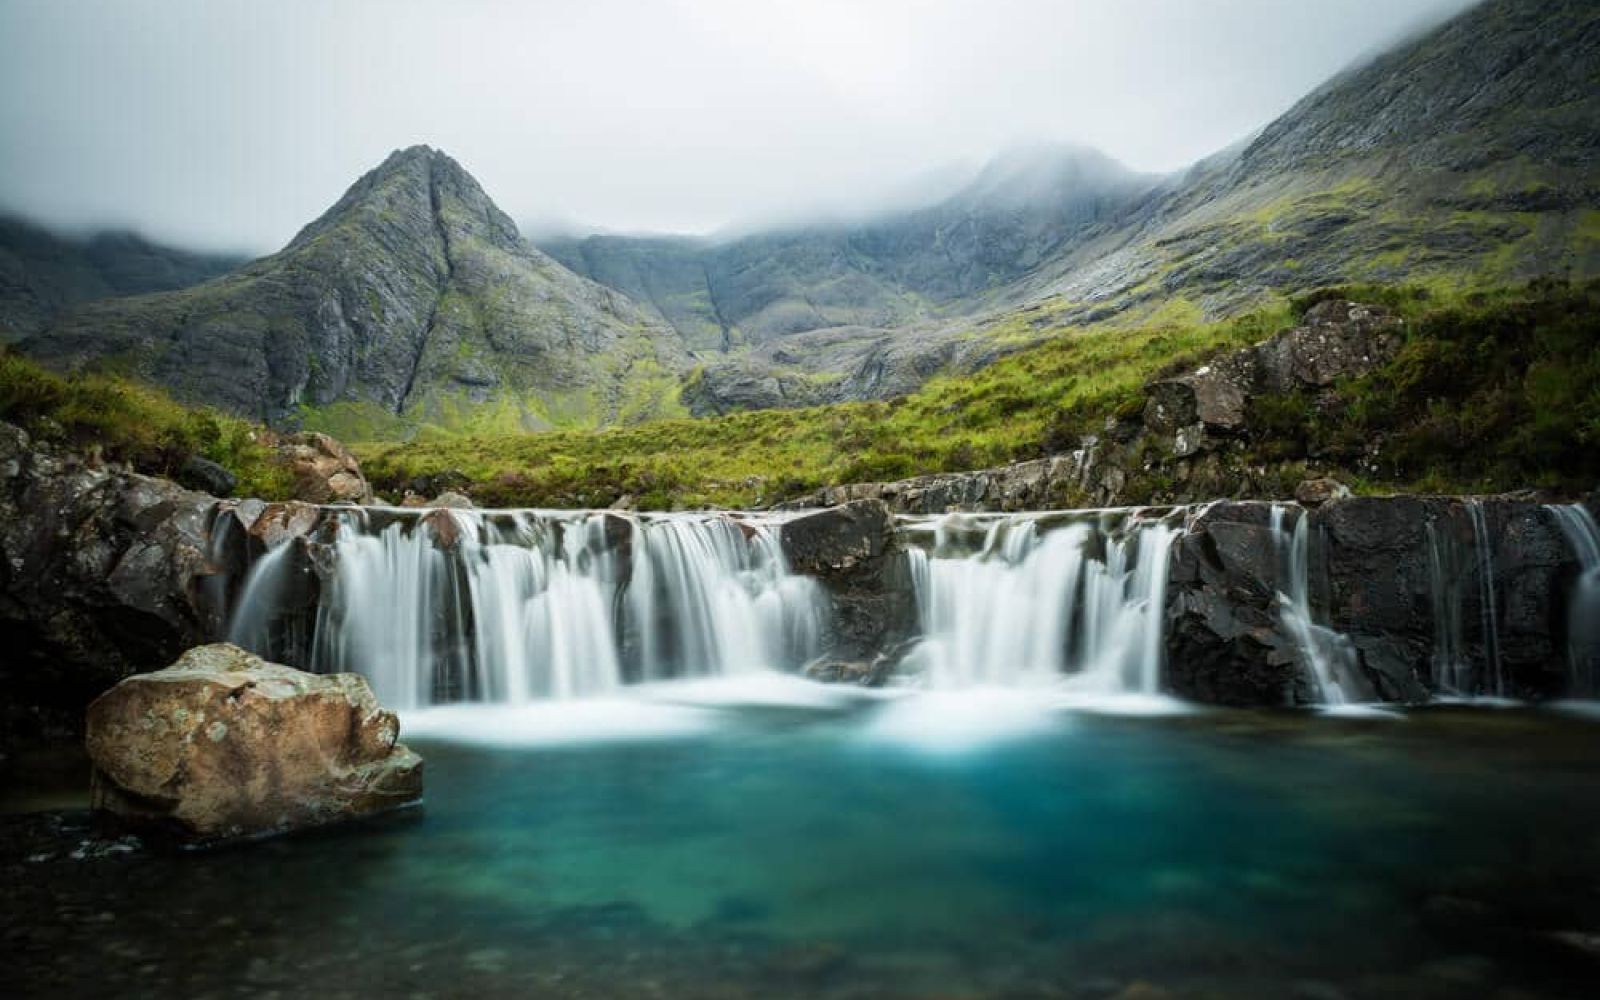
[
  {"x1": 1424, "y1": 502, "x2": 1508, "y2": 698},
  {"x1": 1268, "y1": 505, "x2": 1364, "y2": 705},
  {"x1": 226, "y1": 509, "x2": 828, "y2": 708},
  {"x1": 1547, "y1": 503, "x2": 1600, "y2": 697},
  {"x1": 898, "y1": 511, "x2": 1179, "y2": 693},
  {"x1": 1466, "y1": 500, "x2": 1505, "y2": 693}
]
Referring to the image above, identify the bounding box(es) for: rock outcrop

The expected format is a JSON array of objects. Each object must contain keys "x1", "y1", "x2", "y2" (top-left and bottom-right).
[
  {"x1": 0, "y1": 422, "x2": 230, "y2": 744},
  {"x1": 265, "y1": 430, "x2": 372, "y2": 505},
  {"x1": 779, "y1": 301, "x2": 1406, "y2": 514},
  {"x1": 86, "y1": 643, "x2": 422, "y2": 843},
  {"x1": 1164, "y1": 496, "x2": 1594, "y2": 705},
  {"x1": 779, "y1": 501, "x2": 918, "y2": 659}
]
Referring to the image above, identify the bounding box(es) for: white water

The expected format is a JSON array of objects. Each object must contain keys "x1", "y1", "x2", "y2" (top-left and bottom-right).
[
  {"x1": 1547, "y1": 503, "x2": 1600, "y2": 696},
  {"x1": 899, "y1": 512, "x2": 1179, "y2": 694},
  {"x1": 1466, "y1": 500, "x2": 1505, "y2": 694},
  {"x1": 1269, "y1": 505, "x2": 1364, "y2": 705},
  {"x1": 1425, "y1": 502, "x2": 1508, "y2": 697},
  {"x1": 228, "y1": 509, "x2": 827, "y2": 708}
]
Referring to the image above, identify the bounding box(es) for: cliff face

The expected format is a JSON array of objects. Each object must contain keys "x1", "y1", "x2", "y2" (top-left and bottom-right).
[{"x1": 23, "y1": 147, "x2": 689, "y2": 433}]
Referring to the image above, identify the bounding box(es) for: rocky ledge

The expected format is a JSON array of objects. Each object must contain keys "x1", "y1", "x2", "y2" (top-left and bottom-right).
[
  {"x1": 85, "y1": 643, "x2": 421, "y2": 844},
  {"x1": 779, "y1": 300, "x2": 1413, "y2": 514}
]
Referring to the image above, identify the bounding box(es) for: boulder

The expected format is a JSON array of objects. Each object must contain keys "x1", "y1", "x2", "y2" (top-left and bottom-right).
[
  {"x1": 269, "y1": 431, "x2": 372, "y2": 505},
  {"x1": 176, "y1": 455, "x2": 238, "y2": 497},
  {"x1": 1295, "y1": 477, "x2": 1351, "y2": 506},
  {"x1": 780, "y1": 501, "x2": 919, "y2": 659},
  {"x1": 86, "y1": 643, "x2": 422, "y2": 843},
  {"x1": 1257, "y1": 300, "x2": 1405, "y2": 391}
]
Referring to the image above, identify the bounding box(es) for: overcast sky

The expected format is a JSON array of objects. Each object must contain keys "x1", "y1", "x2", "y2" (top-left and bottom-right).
[{"x1": 0, "y1": 0, "x2": 1476, "y2": 252}]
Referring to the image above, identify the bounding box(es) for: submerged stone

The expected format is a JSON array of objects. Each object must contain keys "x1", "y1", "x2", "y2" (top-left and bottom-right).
[{"x1": 85, "y1": 643, "x2": 421, "y2": 844}]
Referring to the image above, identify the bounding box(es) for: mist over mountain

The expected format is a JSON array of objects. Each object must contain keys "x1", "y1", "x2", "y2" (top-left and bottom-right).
[{"x1": 0, "y1": 216, "x2": 243, "y2": 340}]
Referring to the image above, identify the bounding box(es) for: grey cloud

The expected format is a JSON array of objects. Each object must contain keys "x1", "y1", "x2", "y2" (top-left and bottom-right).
[{"x1": 0, "y1": 0, "x2": 1477, "y2": 253}]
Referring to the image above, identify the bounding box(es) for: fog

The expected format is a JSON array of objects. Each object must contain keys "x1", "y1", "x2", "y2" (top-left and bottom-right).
[{"x1": 0, "y1": 0, "x2": 1476, "y2": 252}]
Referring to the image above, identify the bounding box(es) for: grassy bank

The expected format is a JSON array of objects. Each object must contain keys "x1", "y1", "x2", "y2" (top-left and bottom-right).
[
  {"x1": 0, "y1": 350, "x2": 291, "y2": 497},
  {"x1": 356, "y1": 281, "x2": 1600, "y2": 508}
]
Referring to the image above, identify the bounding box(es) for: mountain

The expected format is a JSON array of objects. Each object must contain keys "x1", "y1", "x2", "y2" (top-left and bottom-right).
[
  {"x1": 18, "y1": 0, "x2": 1598, "y2": 431},
  {"x1": 549, "y1": 0, "x2": 1600, "y2": 415},
  {"x1": 0, "y1": 216, "x2": 243, "y2": 340},
  {"x1": 542, "y1": 143, "x2": 1154, "y2": 353},
  {"x1": 1008, "y1": 0, "x2": 1600, "y2": 317},
  {"x1": 23, "y1": 147, "x2": 688, "y2": 434}
]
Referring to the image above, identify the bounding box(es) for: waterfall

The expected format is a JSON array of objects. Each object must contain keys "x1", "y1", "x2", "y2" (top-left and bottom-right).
[
  {"x1": 226, "y1": 509, "x2": 827, "y2": 708},
  {"x1": 1547, "y1": 504, "x2": 1600, "y2": 696},
  {"x1": 1268, "y1": 505, "x2": 1364, "y2": 704},
  {"x1": 1424, "y1": 502, "x2": 1508, "y2": 697},
  {"x1": 1425, "y1": 517, "x2": 1471, "y2": 694},
  {"x1": 899, "y1": 512, "x2": 1179, "y2": 692},
  {"x1": 1466, "y1": 500, "x2": 1504, "y2": 694}
]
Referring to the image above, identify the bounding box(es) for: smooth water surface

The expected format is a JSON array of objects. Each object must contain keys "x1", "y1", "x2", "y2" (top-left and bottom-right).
[{"x1": 7, "y1": 682, "x2": 1600, "y2": 999}]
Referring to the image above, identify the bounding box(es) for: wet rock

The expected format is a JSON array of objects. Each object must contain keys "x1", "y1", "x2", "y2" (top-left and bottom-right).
[
  {"x1": 780, "y1": 500, "x2": 895, "y2": 578},
  {"x1": 780, "y1": 500, "x2": 918, "y2": 659},
  {"x1": 86, "y1": 643, "x2": 422, "y2": 843},
  {"x1": 0, "y1": 422, "x2": 230, "y2": 745},
  {"x1": 176, "y1": 455, "x2": 237, "y2": 498},
  {"x1": 245, "y1": 501, "x2": 323, "y2": 548},
  {"x1": 425, "y1": 491, "x2": 474, "y2": 509},
  {"x1": 803, "y1": 658, "x2": 892, "y2": 687}
]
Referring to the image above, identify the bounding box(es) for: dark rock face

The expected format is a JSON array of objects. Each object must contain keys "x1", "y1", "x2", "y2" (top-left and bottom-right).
[
  {"x1": 22, "y1": 147, "x2": 686, "y2": 430},
  {"x1": 779, "y1": 501, "x2": 918, "y2": 659},
  {"x1": 176, "y1": 455, "x2": 237, "y2": 497},
  {"x1": 0, "y1": 422, "x2": 231, "y2": 745},
  {"x1": 1164, "y1": 497, "x2": 1586, "y2": 705},
  {"x1": 86, "y1": 643, "x2": 421, "y2": 844},
  {"x1": 1163, "y1": 503, "x2": 1307, "y2": 706}
]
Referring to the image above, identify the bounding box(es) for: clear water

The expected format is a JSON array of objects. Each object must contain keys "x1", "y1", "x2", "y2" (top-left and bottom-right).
[{"x1": 11, "y1": 681, "x2": 1600, "y2": 999}]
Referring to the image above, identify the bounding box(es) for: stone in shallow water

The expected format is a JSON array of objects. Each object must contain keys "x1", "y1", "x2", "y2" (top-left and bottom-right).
[{"x1": 85, "y1": 643, "x2": 422, "y2": 843}]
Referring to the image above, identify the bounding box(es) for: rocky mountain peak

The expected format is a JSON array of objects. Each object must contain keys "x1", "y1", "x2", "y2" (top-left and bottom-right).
[{"x1": 285, "y1": 144, "x2": 521, "y2": 259}]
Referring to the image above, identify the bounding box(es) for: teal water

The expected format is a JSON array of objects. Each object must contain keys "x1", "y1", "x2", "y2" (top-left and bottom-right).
[{"x1": 9, "y1": 684, "x2": 1600, "y2": 998}]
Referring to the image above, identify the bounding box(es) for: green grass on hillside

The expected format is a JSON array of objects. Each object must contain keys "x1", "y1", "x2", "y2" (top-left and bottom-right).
[
  {"x1": 359, "y1": 280, "x2": 1600, "y2": 508},
  {"x1": 354, "y1": 301, "x2": 1289, "y2": 508},
  {"x1": 0, "y1": 349, "x2": 292, "y2": 497}
]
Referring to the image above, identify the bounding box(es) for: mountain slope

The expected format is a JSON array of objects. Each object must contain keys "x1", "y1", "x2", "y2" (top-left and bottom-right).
[
  {"x1": 0, "y1": 216, "x2": 243, "y2": 340},
  {"x1": 547, "y1": 0, "x2": 1600, "y2": 416},
  {"x1": 1014, "y1": 0, "x2": 1600, "y2": 319},
  {"x1": 23, "y1": 147, "x2": 688, "y2": 432},
  {"x1": 542, "y1": 144, "x2": 1156, "y2": 352}
]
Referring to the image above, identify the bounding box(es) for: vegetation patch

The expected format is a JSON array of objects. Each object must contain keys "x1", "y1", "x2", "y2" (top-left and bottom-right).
[{"x1": 0, "y1": 349, "x2": 292, "y2": 497}]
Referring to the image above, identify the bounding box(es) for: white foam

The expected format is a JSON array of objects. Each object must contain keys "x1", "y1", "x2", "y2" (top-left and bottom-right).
[
  {"x1": 1315, "y1": 703, "x2": 1407, "y2": 720},
  {"x1": 862, "y1": 688, "x2": 1060, "y2": 752},
  {"x1": 631, "y1": 670, "x2": 883, "y2": 710},
  {"x1": 400, "y1": 699, "x2": 718, "y2": 747}
]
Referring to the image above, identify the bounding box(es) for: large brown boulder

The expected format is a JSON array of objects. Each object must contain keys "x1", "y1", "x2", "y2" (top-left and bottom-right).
[
  {"x1": 268, "y1": 431, "x2": 372, "y2": 504},
  {"x1": 85, "y1": 643, "x2": 422, "y2": 843}
]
